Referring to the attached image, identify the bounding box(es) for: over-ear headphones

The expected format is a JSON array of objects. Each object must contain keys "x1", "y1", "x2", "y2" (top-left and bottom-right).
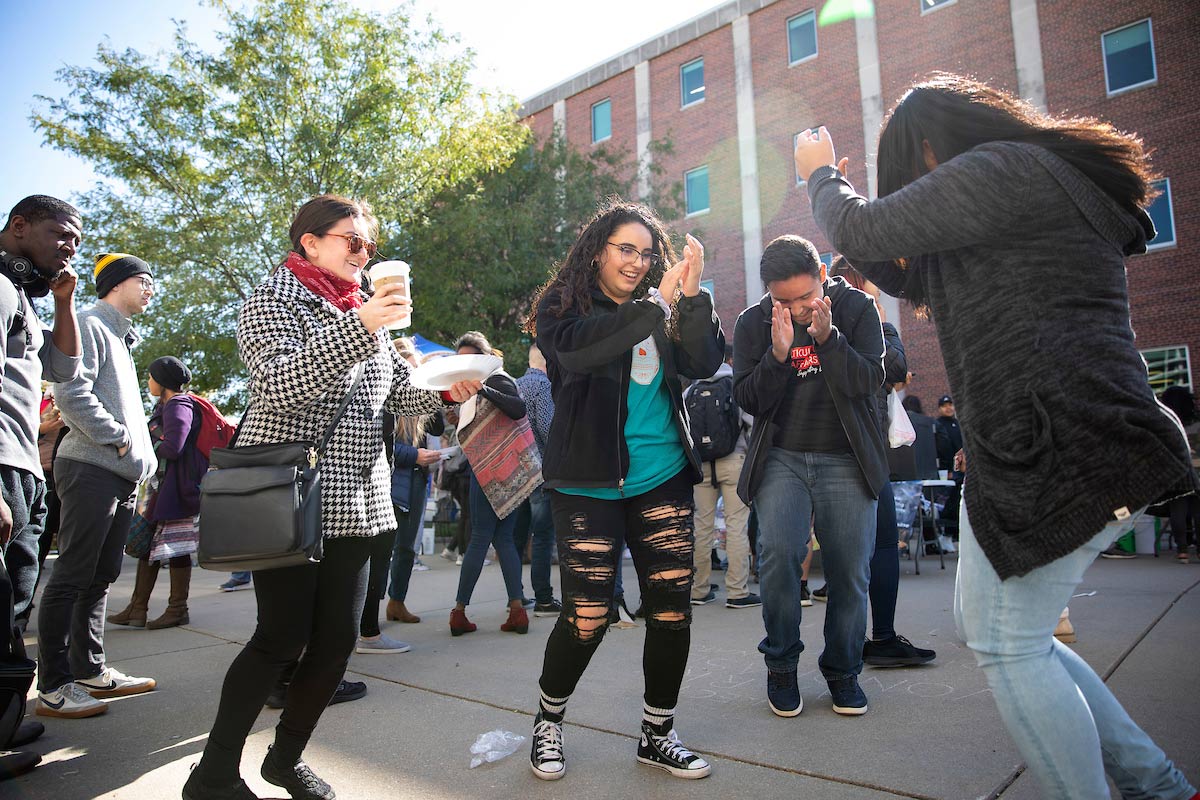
[{"x1": 0, "y1": 250, "x2": 51, "y2": 298}]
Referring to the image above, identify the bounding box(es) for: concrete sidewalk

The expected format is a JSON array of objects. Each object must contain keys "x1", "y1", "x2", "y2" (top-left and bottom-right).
[{"x1": 8, "y1": 549, "x2": 1199, "y2": 799}]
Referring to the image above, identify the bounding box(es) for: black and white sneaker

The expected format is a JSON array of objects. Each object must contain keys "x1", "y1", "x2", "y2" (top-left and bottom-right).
[
  {"x1": 530, "y1": 712, "x2": 565, "y2": 780},
  {"x1": 636, "y1": 723, "x2": 711, "y2": 779}
]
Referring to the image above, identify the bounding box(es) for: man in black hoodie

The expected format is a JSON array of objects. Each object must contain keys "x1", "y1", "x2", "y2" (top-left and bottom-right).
[{"x1": 733, "y1": 235, "x2": 887, "y2": 719}]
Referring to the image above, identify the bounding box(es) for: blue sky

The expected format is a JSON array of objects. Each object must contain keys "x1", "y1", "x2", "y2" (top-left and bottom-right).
[{"x1": 1, "y1": 0, "x2": 717, "y2": 218}]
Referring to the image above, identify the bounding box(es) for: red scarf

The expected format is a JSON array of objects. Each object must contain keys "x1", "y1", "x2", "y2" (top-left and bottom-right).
[{"x1": 284, "y1": 251, "x2": 363, "y2": 312}]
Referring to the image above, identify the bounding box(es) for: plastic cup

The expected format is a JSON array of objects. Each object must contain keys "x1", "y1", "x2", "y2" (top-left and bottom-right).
[{"x1": 369, "y1": 260, "x2": 411, "y2": 330}]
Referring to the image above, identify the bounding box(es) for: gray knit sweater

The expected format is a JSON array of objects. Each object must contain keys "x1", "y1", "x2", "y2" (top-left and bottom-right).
[{"x1": 808, "y1": 141, "x2": 1194, "y2": 578}]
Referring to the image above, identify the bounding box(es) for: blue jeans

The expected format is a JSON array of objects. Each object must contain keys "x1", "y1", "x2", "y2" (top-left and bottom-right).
[
  {"x1": 527, "y1": 488, "x2": 555, "y2": 604},
  {"x1": 955, "y1": 503, "x2": 1195, "y2": 800},
  {"x1": 754, "y1": 449, "x2": 877, "y2": 678},
  {"x1": 388, "y1": 472, "x2": 428, "y2": 602},
  {"x1": 455, "y1": 476, "x2": 523, "y2": 605}
]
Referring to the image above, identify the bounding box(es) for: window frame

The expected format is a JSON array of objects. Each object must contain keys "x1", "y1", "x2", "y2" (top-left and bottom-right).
[
  {"x1": 786, "y1": 10, "x2": 818, "y2": 67},
  {"x1": 1141, "y1": 345, "x2": 1192, "y2": 394},
  {"x1": 1145, "y1": 178, "x2": 1176, "y2": 251},
  {"x1": 920, "y1": 0, "x2": 957, "y2": 15},
  {"x1": 591, "y1": 98, "x2": 612, "y2": 145},
  {"x1": 685, "y1": 165, "x2": 710, "y2": 217},
  {"x1": 680, "y1": 57, "x2": 705, "y2": 109},
  {"x1": 1102, "y1": 18, "x2": 1158, "y2": 97}
]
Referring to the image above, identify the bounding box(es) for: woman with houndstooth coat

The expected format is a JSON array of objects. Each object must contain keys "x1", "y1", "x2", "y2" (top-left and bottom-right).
[{"x1": 184, "y1": 195, "x2": 481, "y2": 800}]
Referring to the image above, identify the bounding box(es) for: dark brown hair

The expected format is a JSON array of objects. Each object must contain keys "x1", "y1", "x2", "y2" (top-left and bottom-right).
[
  {"x1": 454, "y1": 331, "x2": 494, "y2": 355},
  {"x1": 877, "y1": 73, "x2": 1158, "y2": 314},
  {"x1": 524, "y1": 197, "x2": 677, "y2": 335},
  {"x1": 288, "y1": 194, "x2": 379, "y2": 260}
]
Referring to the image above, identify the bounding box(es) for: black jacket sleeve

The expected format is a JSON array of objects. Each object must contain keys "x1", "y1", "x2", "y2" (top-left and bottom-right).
[
  {"x1": 480, "y1": 372, "x2": 526, "y2": 420},
  {"x1": 536, "y1": 289, "x2": 666, "y2": 375},
  {"x1": 732, "y1": 308, "x2": 794, "y2": 417},
  {"x1": 670, "y1": 292, "x2": 725, "y2": 380},
  {"x1": 882, "y1": 322, "x2": 907, "y2": 387},
  {"x1": 812, "y1": 295, "x2": 885, "y2": 399}
]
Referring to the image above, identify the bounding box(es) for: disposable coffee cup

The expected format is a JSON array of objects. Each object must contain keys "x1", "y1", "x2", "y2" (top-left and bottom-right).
[
  {"x1": 939, "y1": 469, "x2": 950, "y2": 480},
  {"x1": 369, "y1": 260, "x2": 411, "y2": 330}
]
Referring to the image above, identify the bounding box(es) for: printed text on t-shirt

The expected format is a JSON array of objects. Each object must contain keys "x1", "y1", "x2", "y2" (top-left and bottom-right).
[{"x1": 790, "y1": 345, "x2": 822, "y2": 378}]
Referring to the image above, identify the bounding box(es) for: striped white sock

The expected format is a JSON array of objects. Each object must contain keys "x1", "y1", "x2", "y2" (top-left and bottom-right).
[
  {"x1": 539, "y1": 690, "x2": 569, "y2": 721},
  {"x1": 642, "y1": 703, "x2": 675, "y2": 731}
]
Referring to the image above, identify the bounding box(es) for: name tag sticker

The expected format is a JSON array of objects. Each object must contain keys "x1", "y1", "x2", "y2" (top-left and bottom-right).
[{"x1": 1113, "y1": 506, "x2": 1131, "y2": 521}]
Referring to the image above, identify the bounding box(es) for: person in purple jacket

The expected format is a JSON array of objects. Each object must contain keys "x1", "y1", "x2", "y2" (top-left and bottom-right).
[{"x1": 108, "y1": 356, "x2": 206, "y2": 629}]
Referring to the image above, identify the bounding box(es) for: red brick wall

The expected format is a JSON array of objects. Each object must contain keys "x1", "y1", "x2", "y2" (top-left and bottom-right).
[
  {"x1": 1040, "y1": 1, "x2": 1200, "y2": 392},
  {"x1": 648, "y1": 24, "x2": 746, "y2": 333},
  {"x1": 525, "y1": 107, "x2": 555, "y2": 143},
  {"x1": 564, "y1": 70, "x2": 639, "y2": 191}
]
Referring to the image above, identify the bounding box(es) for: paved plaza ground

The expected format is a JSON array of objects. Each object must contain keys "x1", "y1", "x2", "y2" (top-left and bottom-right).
[{"x1": 6, "y1": 546, "x2": 1199, "y2": 799}]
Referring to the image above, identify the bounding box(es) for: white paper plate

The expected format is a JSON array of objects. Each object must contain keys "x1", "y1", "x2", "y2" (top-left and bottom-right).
[{"x1": 408, "y1": 354, "x2": 502, "y2": 390}]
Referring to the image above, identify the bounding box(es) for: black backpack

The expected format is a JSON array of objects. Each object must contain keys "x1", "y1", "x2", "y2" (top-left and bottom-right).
[{"x1": 685, "y1": 376, "x2": 741, "y2": 469}]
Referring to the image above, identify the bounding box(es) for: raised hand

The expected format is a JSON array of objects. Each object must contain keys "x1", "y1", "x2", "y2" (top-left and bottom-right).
[
  {"x1": 48, "y1": 266, "x2": 78, "y2": 303},
  {"x1": 794, "y1": 126, "x2": 837, "y2": 184},
  {"x1": 807, "y1": 296, "x2": 833, "y2": 345},
  {"x1": 657, "y1": 256, "x2": 689, "y2": 301},
  {"x1": 680, "y1": 234, "x2": 704, "y2": 297},
  {"x1": 771, "y1": 301, "x2": 794, "y2": 364}
]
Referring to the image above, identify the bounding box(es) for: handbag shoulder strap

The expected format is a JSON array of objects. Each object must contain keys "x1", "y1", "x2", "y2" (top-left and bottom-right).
[{"x1": 228, "y1": 363, "x2": 366, "y2": 452}]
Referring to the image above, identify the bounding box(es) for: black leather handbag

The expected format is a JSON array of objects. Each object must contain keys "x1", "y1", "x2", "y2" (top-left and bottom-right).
[{"x1": 196, "y1": 366, "x2": 364, "y2": 573}]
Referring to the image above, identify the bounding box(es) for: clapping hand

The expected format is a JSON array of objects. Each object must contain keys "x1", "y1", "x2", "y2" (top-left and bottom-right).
[
  {"x1": 770, "y1": 301, "x2": 794, "y2": 364},
  {"x1": 680, "y1": 234, "x2": 704, "y2": 297},
  {"x1": 807, "y1": 296, "x2": 833, "y2": 345}
]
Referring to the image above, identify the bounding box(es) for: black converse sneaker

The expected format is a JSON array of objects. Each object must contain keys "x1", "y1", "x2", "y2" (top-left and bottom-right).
[
  {"x1": 636, "y1": 722, "x2": 711, "y2": 779},
  {"x1": 261, "y1": 746, "x2": 335, "y2": 800},
  {"x1": 530, "y1": 712, "x2": 565, "y2": 780}
]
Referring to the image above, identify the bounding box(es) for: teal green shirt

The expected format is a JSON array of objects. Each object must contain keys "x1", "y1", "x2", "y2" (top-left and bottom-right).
[{"x1": 559, "y1": 335, "x2": 687, "y2": 499}]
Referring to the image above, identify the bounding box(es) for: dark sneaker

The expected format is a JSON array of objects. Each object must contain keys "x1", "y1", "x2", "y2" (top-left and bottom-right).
[
  {"x1": 828, "y1": 676, "x2": 868, "y2": 716},
  {"x1": 1100, "y1": 546, "x2": 1136, "y2": 559},
  {"x1": 182, "y1": 764, "x2": 259, "y2": 799},
  {"x1": 863, "y1": 635, "x2": 936, "y2": 667},
  {"x1": 0, "y1": 750, "x2": 40, "y2": 781},
  {"x1": 530, "y1": 712, "x2": 565, "y2": 780},
  {"x1": 261, "y1": 746, "x2": 334, "y2": 800},
  {"x1": 800, "y1": 584, "x2": 812, "y2": 607},
  {"x1": 533, "y1": 599, "x2": 563, "y2": 618},
  {"x1": 636, "y1": 723, "x2": 711, "y2": 779},
  {"x1": 690, "y1": 589, "x2": 716, "y2": 606},
  {"x1": 766, "y1": 669, "x2": 802, "y2": 717},
  {"x1": 812, "y1": 584, "x2": 828, "y2": 602},
  {"x1": 725, "y1": 593, "x2": 762, "y2": 609},
  {"x1": 329, "y1": 680, "x2": 366, "y2": 706},
  {"x1": 520, "y1": 596, "x2": 536, "y2": 610},
  {"x1": 265, "y1": 685, "x2": 286, "y2": 709}
]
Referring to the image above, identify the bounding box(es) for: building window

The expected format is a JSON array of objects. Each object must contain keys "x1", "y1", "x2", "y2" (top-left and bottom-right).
[
  {"x1": 1142, "y1": 346, "x2": 1192, "y2": 394},
  {"x1": 820, "y1": 252, "x2": 834, "y2": 270},
  {"x1": 787, "y1": 10, "x2": 817, "y2": 65},
  {"x1": 591, "y1": 99, "x2": 612, "y2": 144},
  {"x1": 680, "y1": 58, "x2": 705, "y2": 107},
  {"x1": 685, "y1": 166, "x2": 710, "y2": 216},
  {"x1": 920, "y1": 0, "x2": 956, "y2": 13},
  {"x1": 1103, "y1": 19, "x2": 1156, "y2": 95},
  {"x1": 1146, "y1": 178, "x2": 1176, "y2": 250}
]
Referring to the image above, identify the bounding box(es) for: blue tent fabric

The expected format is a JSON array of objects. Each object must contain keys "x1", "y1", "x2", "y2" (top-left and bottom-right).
[{"x1": 409, "y1": 333, "x2": 453, "y2": 355}]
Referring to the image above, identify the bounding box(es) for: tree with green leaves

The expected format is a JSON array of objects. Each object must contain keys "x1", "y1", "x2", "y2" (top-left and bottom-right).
[
  {"x1": 34, "y1": 0, "x2": 525, "y2": 402},
  {"x1": 400, "y1": 135, "x2": 686, "y2": 376}
]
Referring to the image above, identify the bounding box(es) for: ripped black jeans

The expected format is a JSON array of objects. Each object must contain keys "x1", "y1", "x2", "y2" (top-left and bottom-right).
[{"x1": 538, "y1": 469, "x2": 694, "y2": 711}]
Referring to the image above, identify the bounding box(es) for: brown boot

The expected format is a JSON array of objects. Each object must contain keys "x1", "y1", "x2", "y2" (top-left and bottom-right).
[
  {"x1": 147, "y1": 563, "x2": 191, "y2": 629},
  {"x1": 386, "y1": 599, "x2": 420, "y2": 623},
  {"x1": 107, "y1": 558, "x2": 161, "y2": 627}
]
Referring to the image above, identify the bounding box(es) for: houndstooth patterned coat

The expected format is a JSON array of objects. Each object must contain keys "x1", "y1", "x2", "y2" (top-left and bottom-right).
[{"x1": 235, "y1": 266, "x2": 446, "y2": 538}]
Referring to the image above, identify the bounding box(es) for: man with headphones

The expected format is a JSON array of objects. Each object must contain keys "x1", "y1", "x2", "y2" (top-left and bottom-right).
[{"x1": 0, "y1": 194, "x2": 83, "y2": 779}]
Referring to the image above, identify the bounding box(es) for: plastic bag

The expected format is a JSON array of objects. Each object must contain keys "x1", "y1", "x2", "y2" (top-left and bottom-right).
[
  {"x1": 887, "y1": 391, "x2": 916, "y2": 448},
  {"x1": 469, "y1": 730, "x2": 526, "y2": 768}
]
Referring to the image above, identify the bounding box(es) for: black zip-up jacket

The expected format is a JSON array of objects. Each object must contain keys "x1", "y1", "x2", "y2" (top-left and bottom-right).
[
  {"x1": 535, "y1": 286, "x2": 725, "y2": 492},
  {"x1": 733, "y1": 275, "x2": 888, "y2": 504}
]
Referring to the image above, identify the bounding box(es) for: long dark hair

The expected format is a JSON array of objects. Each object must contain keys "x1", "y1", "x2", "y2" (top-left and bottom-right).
[
  {"x1": 524, "y1": 197, "x2": 678, "y2": 335},
  {"x1": 877, "y1": 73, "x2": 1158, "y2": 314}
]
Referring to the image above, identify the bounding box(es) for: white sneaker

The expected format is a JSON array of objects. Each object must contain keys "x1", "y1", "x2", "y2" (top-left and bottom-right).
[
  {"x1": 76, "y1": 666, "x2": 157, "y2": 698},
  {"x1": 440, "y1": 548, "x2": 456, "y2": 562},
  {"x1": 455, "y1": 555, "x2": 464, "y2": 565},
  {"x1": 36, "y1": 682, "x2": 108, "y2": 718},
  {"x1": 411, "y1": 560, "x2": 431, "y2": 572},
  {"x1": 356, "y1": 634, "x2": 412, "y2": 654}
]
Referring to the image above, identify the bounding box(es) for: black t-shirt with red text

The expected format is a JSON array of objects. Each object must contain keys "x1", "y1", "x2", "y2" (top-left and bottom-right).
[{"x1": 771, "y1": 330, "x2": 852, "y2": 454}]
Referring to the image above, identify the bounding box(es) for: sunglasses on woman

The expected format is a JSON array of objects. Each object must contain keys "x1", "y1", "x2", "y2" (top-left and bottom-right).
[{"x1": 323, "y1": 231, "x2": 378, "y2": 258}]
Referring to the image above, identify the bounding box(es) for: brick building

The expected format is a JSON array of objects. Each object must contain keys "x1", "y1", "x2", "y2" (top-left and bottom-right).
[{"x1": 520, "y1": 0, "x2": 1199, "y2": 405}]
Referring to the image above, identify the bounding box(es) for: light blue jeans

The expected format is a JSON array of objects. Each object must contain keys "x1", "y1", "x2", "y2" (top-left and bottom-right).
[
  {"x1": 755, "y1": 449, "x2": 877, "y2": 678},
  {"x1": 955, "y1": 503, "x2": 1196, "y2": 800}
]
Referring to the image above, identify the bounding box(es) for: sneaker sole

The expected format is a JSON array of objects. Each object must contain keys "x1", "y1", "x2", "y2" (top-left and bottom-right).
[
  {"x1": 813, "y1": 596, "x2": 827, "y2": 603},
  {"x1": 768, "y1": 697, "x2": 803, "y2": 717},
  {"x1": 800, "y1": 599, "x2": 813, "y2": 607},
  {"x1": 832, "y1": 703, "x2": 869, "y2": 716},
  {"x1": 636, "y1": 755, "x2": 712, "y2": 779},
  {"x1": 81, "y1": 680, "x2": 157, "y2": 699},
  {"x1": 863, "y1": 655, "x2": 936, "y2": 667},
  {"x1": 220, "y1": 584, "x2": 251, "y2": 592},
  {"x1": 725, "y1": 601, "x2": 762, "y2": 609},
  {"x1": 529, "y1": 761, "x2": 566, "y2": 781},
  {"x1": 689, "y1": 598, "x2": 716, "y2": 606},
  {"x1": 355, "y1": 646, "x2": 413, "y2": 654},
  {"x1": 533, "y1": 609, "x2": 562, "y2": 617},
  {"x1": 36, "y1": 701, "x2": 108, "y2": 719}
]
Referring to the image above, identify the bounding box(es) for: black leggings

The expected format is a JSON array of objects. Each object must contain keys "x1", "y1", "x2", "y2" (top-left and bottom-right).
[
  {"x1": 868, "y1": 481, "x2": 900, "y2": 641},
  {"x1": 538, "y1": 469, "x2": 694, "y2": 711},
  {"x1": 199, "y1": 536, "x2": 371, "y2": 782},
  {"x1": 360, "y1": 528, "x2": 397, "y2": 637},
  {"x1": 1169, "y1": 494, "x2": 1199, "y2": 551}
]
